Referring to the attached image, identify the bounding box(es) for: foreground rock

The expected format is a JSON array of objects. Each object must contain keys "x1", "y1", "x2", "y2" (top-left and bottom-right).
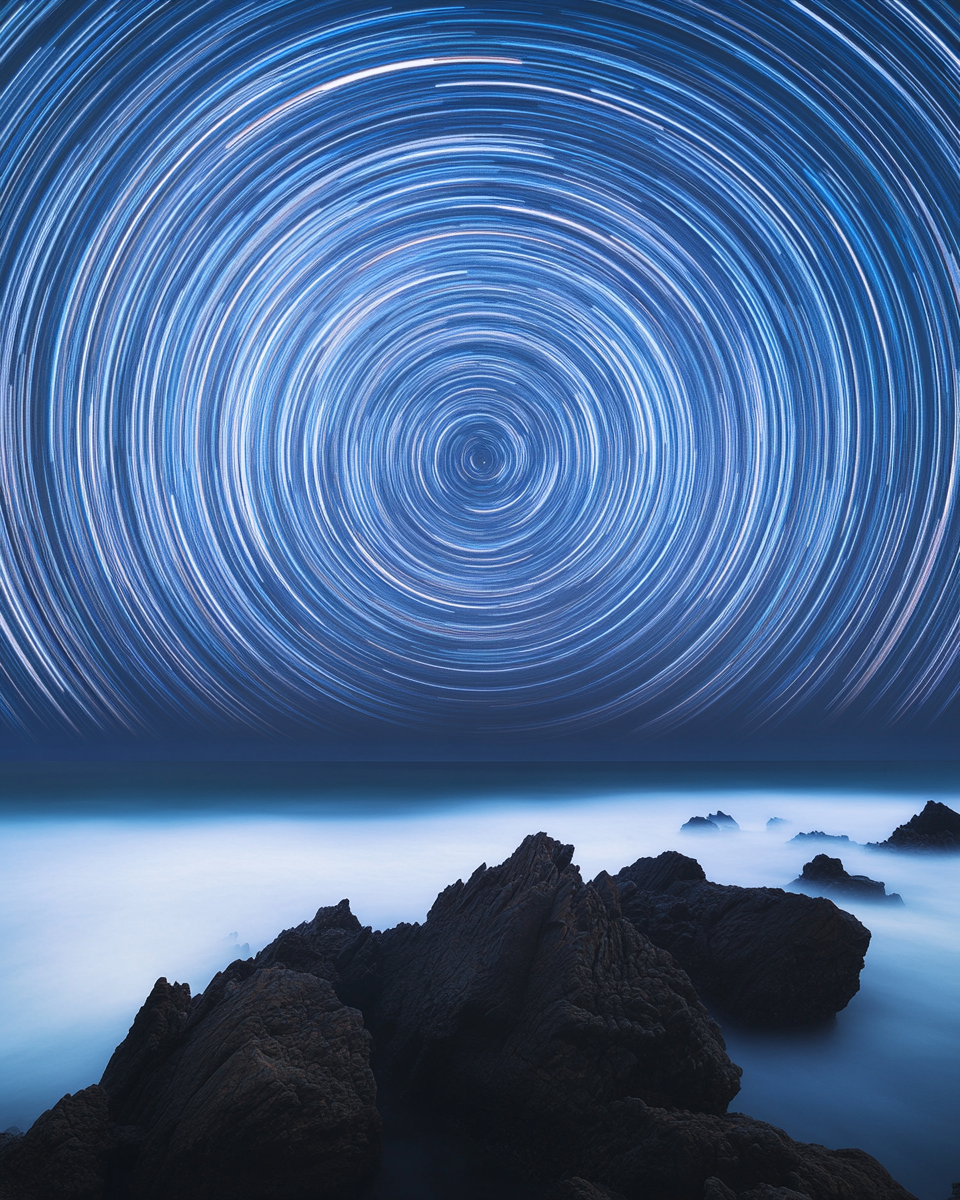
[
  {"x1": 868, "y1": 800, "x2": 960, "y2": 851},
  {"x1": 368, "y1": 833, "x2": 741, "y2": 1137},
  {"x1": 0, "y1": 1085, "x2": 138, "y2": 1200},
  {"x1": 792, "y1": 856, "x2": 903, "y2": 904},
  {"x1": 610, "y1": 852, "x2": 870, "y2": 1027},
  {"x1": 1, "y1": 833, "x2": 916, "y2": 1200}
]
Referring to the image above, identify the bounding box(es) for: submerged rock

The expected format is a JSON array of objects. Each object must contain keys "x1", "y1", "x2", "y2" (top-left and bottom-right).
[
  {"x1": 766, "y1": 818, "x2": 790, "y2": 829},
  {"x1": 791, "y1": 855, "x2": 903, "y2": 904},
  {"x1": 868, "y1": 800, "x2": 960, "y2": 851},
  {"x1": 611, "y1": 852, "x2": 871, "y2": 1027},
  {"x1": 708, "y1": 811, "x2": 740, "y2": 830}
]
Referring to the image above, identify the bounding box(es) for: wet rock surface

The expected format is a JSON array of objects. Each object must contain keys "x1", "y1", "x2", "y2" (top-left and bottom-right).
[
  {"x1": 868, "y1": 800, "x2": 960, "y2": 851},
  {"x1": 1, "y1": 834, "x2": 916, "y2": 1200},
  {"x1": 611, "y1": 852, "x2": 871, "y2": 1027},
  {"x1": 791, "y1": 855, "x2": 903, "y2": 904}
]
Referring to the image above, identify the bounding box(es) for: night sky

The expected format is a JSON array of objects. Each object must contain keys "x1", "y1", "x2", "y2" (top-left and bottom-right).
[{"x1": 0, "y1": 0, "x2": 957, "y2": 754}]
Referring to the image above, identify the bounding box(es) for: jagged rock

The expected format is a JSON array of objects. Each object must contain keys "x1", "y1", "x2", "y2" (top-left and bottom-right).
[
  {"x1": 682, "y1": 817, "x2": 720, "y2": 832},
  {"x1": 0, "y1": 1085, "x2": 139, "y2": 1200},
  {"x1": 708, "y1": 812, "x2": 740, "y2": 830},
  {"x1": 611, "y1": 852, "x2": 870, "y2": 1026},
  {"x1": 868, "y1": 800, "x2": 960, "y2": 851},
  {"x1": 105, "y1": 967, "x2": 381, "y2": 1199},
  {"x1": 789, "y1": 832, "x2": 853, "y2": 846},
  {"x1": 586, "y1": 1103, "x2": 915, "y2": 1200},
  {"x1": 615, "y1": 850, "x2": 706, "y2": 892},
  {"x1": 548, "y1": 1178, "x2": 627, "y2": 1199},
  {"x1": 99, "y1": 977, "x2": 192, "y2": 1121},
  {"x1": 366, "y1": 833, "x2": 741, "y2": 1180},
  {"x1": 791, "y1": 856, "x2": 903, "y2": 904}
]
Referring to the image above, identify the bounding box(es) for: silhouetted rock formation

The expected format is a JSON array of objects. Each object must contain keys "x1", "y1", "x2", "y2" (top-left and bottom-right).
[
  {"x1": 868, "y1": 800, "x2": 960, "y2": 851},
  {"x1": 766, "y1": 818, "x2": 789, "y2": 829},
  {"x1": 0, "y1": 1084, "x2": 139, "y2": 1200},
  {"x1": 792, "y1": 855, "x2": 903, "y2": 904},
  {"x1": 789, "y1": 832, "x2": 853, "y2": 845},
  {"x1": 682, "y1": 816, "x2": 721, "y2": 832},
  {"x1": 0, "y1": 834, "x2": 917, "y2": 1200},
  {"x1": 368, "y1": 834, "x2": 740, "y2": 1128},
  {"x1": 611, "y1": 852, "x2": 871, "y2": 1027},
  {"x1": 708, "y1": 811, "x2": 740, "y2": 830}
]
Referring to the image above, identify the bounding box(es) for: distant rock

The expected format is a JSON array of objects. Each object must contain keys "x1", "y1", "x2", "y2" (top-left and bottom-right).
[
  {"x1": 791, "y1": 855, "x2": 903, "y2": 904},
  {"x1": 682, "y1": 815, "x2": 720, "y2": 832},
  {"x1": 767, "y1": 818, "x2": 790, "y2": 829},
  {"x1": 789, "y1": 831, "x2": 853, "y2": 845},
  {"x1": 708, "y1": 811, "x2": 740, "y2": 830},
  {"x1": 868, "y1": 800, "x2": 960, "y2": 851},
  {"x1": 611, "y1": 851, "x2": 871, "y2": 1027}
]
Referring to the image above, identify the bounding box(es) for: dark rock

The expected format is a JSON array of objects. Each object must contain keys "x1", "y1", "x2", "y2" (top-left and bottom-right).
[
  {"x1": 587, "y1": 1103, "x2": 915, "y2": 1200},
  {"x1": 868, "y1": 800, "x2": 960, "y2": 851},
  {"x1": 615, "y1": 850, "x2": 706, "y2": 892},
  {"x1": 0, "y1": 1085, "x2": 140, "y2": 1200},
  {"x1": 791, "y1": 856, "x2": 903, "y2": 904},
  {"x1": 612, "y1": 853, "x2": 870, "y2": 1027},
  {"x1": 109, "y1": 967, "x2": 380, "y2": 1199},
  {"x1": 547, "y1": 1178, "x2": 628, "y2": 1199},
  {"x1": 789, "y1": 832, "x2": 853, "y2": 845},
  {"x1": 708, "y1": 812, "x2": 740, "y2": 831},
  {"x1": 367, "y1": 832, "x2": 741, "y2": 1178},
  {"x1": 682, "y1": 817, "x2": 720, "y2": 832},
  {"x1": 99, "y1": 977, "x2": 192, "y2": 1121}
]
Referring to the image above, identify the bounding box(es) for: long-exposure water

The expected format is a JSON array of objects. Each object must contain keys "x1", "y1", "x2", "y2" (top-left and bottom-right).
[{"x1": 1, "y1": 763, "x2": 957, "y2": 1199}]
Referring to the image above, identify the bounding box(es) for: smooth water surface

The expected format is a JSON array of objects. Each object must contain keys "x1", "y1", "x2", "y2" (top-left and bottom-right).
[{"x1": 1, "y1": 765, "x2": 957, "y2": 1198}]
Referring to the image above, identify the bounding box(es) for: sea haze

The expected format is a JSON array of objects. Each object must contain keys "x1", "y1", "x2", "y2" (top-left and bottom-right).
[{"x1": 0, "y1": 763, "x2": 957, "y2": 1200}]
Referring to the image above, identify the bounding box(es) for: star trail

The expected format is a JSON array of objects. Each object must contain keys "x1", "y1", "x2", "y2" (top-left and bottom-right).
[{"x1": 0, "y1": 0, "x2": 957, "y2": 744}]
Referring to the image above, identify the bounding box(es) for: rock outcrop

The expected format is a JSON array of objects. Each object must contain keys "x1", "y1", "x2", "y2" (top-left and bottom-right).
[
  {"x1": 791, "y1": 856, "x2": 903, "y2": 904},
  {"x1": 868, "y1": 800, "x2": 960, "y2": 851},
  {"x1": 0, "y1": 1085, "x2": 138, "y2": 1200},
  {"x1": 1, "y1": 833, "x2": 917, "y2": 1200},
  {"x1": 610, "y1": 852, "x2": 871, "y2": 1027},
  {"x1": 367, "y1": 833, "x2": 741, "y2": 1159},
  {"x1": 789, "y1": 832, "x2": 853, "y2": 846}
]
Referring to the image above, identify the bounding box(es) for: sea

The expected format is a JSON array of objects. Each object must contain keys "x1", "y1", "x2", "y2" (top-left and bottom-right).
[{"x1": 0, "y1": 761, "x2": 957, "y2": 1200}]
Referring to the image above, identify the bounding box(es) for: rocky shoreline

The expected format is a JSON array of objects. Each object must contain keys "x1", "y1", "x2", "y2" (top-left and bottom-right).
[{"x1": 0, "y1": 833, "x2": 918, "y2": 1200}]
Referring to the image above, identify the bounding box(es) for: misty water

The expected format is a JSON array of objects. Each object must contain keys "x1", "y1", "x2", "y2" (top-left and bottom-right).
[{"x1": 1, "y1": 764, "x2": 957, "y2": 1199}]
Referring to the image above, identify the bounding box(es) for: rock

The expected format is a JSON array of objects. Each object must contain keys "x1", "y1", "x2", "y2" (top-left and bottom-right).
[
  {"x1": 791, "y1": 856, "x2": 903, "y2": 904},
  {"x1": 548, "y1": 1178, "x2": 628, "y2": 1199},
  {"x1": 766, "y1": 818, "x2": 789, "y2": 829},
  {"x1": 99, "y1": 977, "x2": 192, "y2": 1121},
  {"x1": 708, "y1": 812, "x2": 740, "y2": 830},
  {"x1": 868, "y1": 800, "x2": 960, "y2": 851},
  {"x1": 587, "y1": 1104, "x2": 915, "y2": 1200},
  {"x1": 789, "y1": 832, "x2": 853, "y2": 845},
  {"x1": 611, "y1": 853, "x2": 871, "y2": 1026},
  {"x1": 615, "y1": 850, "x2": 706, "y2": 891},
  {"x1": 682, "y1": 817, "x2": 721, "y2": 832},
  {"x1": 366, "y1": 832, "x2": 741, "y2": 1179},
  {"x1": 107, "y1": 966, "x2": 381, "y2": 1199},
  {"x1": 0, "y1": 1085, "x2": 139, "y2": 1200}
]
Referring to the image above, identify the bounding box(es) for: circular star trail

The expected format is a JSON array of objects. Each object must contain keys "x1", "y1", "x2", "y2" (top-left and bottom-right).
[{"x1": 0, "y1": 0, "x2": 958, "y2": 741}]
